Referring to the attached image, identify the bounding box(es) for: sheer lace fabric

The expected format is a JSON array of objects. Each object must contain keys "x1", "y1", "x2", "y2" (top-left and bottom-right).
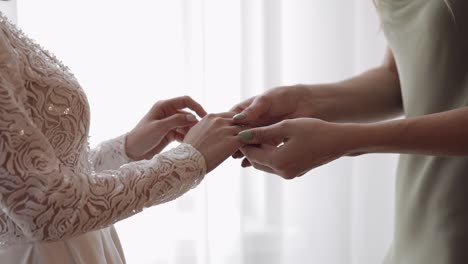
[{"x1": 0, "y1": 11, "x2": 206, "y2": 248}]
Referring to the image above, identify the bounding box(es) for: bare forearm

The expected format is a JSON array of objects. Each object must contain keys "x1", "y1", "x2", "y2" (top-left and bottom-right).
[
  {"x1": 347, "y1": 107, "x2": 468, "y2": 156},
  {"x1": 303, "y1": 65, "x2": 402, "y2": 123}
]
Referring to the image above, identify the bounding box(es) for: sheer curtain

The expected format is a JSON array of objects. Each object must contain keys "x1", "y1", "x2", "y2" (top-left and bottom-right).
[{"x1": 2, "y1": 0, "x2": 396, "y2": 263}]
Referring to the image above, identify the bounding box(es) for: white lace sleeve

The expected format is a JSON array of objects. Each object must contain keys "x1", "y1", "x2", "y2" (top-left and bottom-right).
[
  {"x1": 89, "y1": 134, "x2": 134, "y2": 172},
  {"x1": 0, "y1": 76, "x2": 206, "y2": 243}
]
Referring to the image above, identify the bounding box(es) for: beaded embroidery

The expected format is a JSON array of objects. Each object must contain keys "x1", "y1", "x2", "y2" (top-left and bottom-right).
[{"x1": 0, "y1": 11, "x2": 206, "y2": 246}]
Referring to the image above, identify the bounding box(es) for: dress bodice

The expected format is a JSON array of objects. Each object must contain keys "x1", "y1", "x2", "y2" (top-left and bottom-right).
[{"x1": 0, "y1": 11, "x2": 206, "y2": 249}]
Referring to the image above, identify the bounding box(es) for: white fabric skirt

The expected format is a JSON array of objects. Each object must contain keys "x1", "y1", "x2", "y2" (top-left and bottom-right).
[{"x1": 0, "y1": 225, "x2": 126, "y2": 264}]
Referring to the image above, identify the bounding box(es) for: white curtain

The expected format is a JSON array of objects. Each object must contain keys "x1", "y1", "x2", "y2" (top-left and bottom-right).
[{"x1": 2, "y1": 0, "x2": 397, "y2": 263}]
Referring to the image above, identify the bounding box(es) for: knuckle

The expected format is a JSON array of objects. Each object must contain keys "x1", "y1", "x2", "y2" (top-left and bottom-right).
[
  {"x1": 213, "y1": 117, "x2": 225, "y2": 125},
  {"x1": 152, "y1": 100, "x2": 164, "y2": 109},
  {"x1": 256, "y1": 95, "x2": 269, "y2": 105},
  {"x1": 206, "y1": 113, "x2": 216, "y2": 119},
  {"x1": 220, "y1": 127, "x2": 233, "y2": 134},
  {"x1": 233, "y1": 125, "x2": 244, "y2": 134}
]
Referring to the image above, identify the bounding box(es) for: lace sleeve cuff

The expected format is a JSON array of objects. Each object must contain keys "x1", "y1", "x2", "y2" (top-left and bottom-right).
[
  {"x1": 89, "y1": 134, "x2": 135, "y2": 172},
  {"x1": 165, "y1": 143, "x2": 207, "y2": 187},
  {"x1": 141, "y1": 143, "x2": 207, "y2": 191},
  {"x1": 117, "y1": 143, "x2": 207, "y2": 210}
]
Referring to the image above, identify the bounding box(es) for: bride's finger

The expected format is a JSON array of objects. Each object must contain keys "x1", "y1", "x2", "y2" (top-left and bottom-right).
[
  {"x1": 155, "y1": 113, "x2": 198, "y2": 134},
  {"x1": 177, "y1": 109, "x2": 198, "y2": 118},
  {"x1": 209, "y1": 112, "x2": 237, "y2": 119},
  {"x1": 175, "y1": 127, "x2": 189, "y2": 135},
  {"x1": 166, "y1": 96, "x2": 207, "y2": 117},
  {"x1": 226, "y1": 125, "x2": 245, "y2": 135}
]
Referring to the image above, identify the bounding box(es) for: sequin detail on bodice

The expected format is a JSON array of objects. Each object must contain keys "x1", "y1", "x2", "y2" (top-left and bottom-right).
[{"x1": 0, "y1": 12, "x2": 206, "y2": 246}]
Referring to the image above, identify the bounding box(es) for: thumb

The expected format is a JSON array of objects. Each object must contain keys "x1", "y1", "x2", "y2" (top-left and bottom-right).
[
  {"x1": 238, "y1": 123, "x2": 285, "y2": 144},
  {"x1": 233, "y1": 96, "x2": 270, "y2": 124},
  {"x1": 158, "y1": 113, "x2": 197, "y2": 133}
]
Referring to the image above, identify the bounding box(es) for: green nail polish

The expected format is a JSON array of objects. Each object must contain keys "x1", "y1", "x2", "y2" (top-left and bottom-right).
[
  {"x1": 239, "y1": 130, "x2": 254, "y2": 142},
  {"x1": 233, "y1": 113, "x2": 246, "y2": 120}
]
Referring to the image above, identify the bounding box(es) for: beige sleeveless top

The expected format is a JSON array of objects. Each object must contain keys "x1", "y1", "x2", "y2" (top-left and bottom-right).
[{"x1": 379, "y1": 1, "x2": 468, "y2": 263}]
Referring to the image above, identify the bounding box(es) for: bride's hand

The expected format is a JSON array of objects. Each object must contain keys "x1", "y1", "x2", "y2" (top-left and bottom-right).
[
  {"x1": 184, "y1": 112, "x2": 245, "y2": 173},
  {"x1": 125, "y1": 96, "x2": 207, "y2": 160}
]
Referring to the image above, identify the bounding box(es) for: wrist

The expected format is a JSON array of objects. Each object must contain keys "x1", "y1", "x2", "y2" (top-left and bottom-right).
[
  {"x1": 339, "y1": 121, "x2": 400, "y2": 156},
  {"x1": 123, "y1": 131, "x2": 140, "y2": 161},
  {"x1": 299, "y1": 84, "x2": 337, "y2": 120},
  {"x1": 177, "y1": 143, "x2": 208, "y2": 176},
  {"x1": 336, "y1": 122, "x2": 381, "y2": 156}
]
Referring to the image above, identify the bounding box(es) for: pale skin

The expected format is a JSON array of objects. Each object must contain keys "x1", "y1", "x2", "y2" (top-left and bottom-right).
[
  {"x1": 124, "y1": 96, "x2": 243, "y2": 173},
  {"x1": 232, "y1": 48, "x2": 468, "y2": 179}
]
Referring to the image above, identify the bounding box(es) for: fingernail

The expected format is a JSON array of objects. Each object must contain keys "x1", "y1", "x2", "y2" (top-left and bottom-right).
[
  {"x1": 238, "y1": 130, "x2": 254, "y2": 142},
  {"x1": 233, "y1": 113, "x2": 246, "y2": 120},
  {"x1": 186, "y1": 115, "x2": 197, "y2": 122}
]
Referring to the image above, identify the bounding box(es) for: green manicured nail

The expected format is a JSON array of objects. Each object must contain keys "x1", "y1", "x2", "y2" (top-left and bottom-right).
[
  {"x1": 238, "y1": 130, "x2": 254, "y2": 142},
  {"x1": 233, "y1": 113, "x2": 247, "y2": 120}
]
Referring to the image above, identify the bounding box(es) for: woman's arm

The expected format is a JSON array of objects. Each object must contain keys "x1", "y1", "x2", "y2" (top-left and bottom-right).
[
  {"x1": 90, "y1": 95, "x2": 209, "y2": 172},
  {"x1": 309, "y1": 48, "x2": 403, "y2": 123},
  {"x1": 237, "y1": 106, "x2": 468, "y2": 179},
  {"x1": 232, "y1": 48, "x2": 403, "y2": 125},
  {"x1": 0, "y1": 78, "x2": 206, "y2": 242},
  {"x1": 0, "y1": 78, "x2": 242, "y2": 244},
  {"x1": 347, "y1": 106, "x2": 468, "y2": 156}
]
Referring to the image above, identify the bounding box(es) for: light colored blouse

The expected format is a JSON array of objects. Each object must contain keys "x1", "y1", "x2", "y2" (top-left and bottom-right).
[{"x1": 0, "y1": 11, "x2": 206, "y2": 264}]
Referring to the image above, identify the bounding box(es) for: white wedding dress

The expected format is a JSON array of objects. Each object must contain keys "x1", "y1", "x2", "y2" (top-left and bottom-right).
[{"x1": 0, "y1": 12, "x2": 206, "y2": 264}]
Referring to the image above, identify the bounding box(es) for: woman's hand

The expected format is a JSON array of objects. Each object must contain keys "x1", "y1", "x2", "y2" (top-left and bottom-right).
[
  {"x1": 237, "y1": 118, "x2": 357, "y2": 180},
  {"x1": 184, "y1": 112, "x2": 245, "y2": 173},
  {"x1": 230, "y1": 85, "x2": 321, "y2": 159},
  {"x1": 125, "y1": 96, "x2": 207, "y2": 161},
  {"x1": 230, "y1": 85, "x2": 316, "y2": 127}
]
